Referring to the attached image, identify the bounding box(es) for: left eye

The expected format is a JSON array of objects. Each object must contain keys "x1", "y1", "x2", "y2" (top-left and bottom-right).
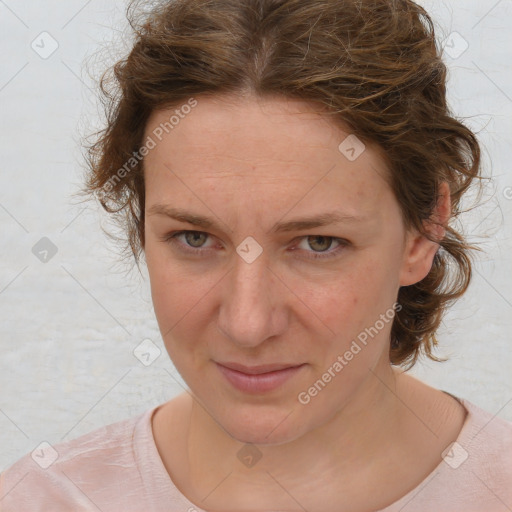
[
  {"x1": 294, "y1": 235, "x2": 346, "y2": 259},
  {"x1": 298, "y1": 235, "x2": 337, "y2": 252}
]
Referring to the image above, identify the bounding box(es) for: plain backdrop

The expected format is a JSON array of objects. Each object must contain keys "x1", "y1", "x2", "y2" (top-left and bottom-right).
[{"x1": 0, "y1": 0, "x2": 511, "y2": 471}]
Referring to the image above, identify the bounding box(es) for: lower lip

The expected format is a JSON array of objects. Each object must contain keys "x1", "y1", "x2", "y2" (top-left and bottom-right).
[{"x1": 215, "y1": 363, "x2": 306, "y2": 394}]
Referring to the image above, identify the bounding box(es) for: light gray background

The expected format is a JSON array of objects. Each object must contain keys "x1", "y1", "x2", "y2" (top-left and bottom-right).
[{"x1": 1, "y1": 0, "x2": 511, "y2": 471}]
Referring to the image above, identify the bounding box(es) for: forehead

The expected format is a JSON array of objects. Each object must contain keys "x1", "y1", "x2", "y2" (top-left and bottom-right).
[{"x1": 143, "y1": 94, "x2": 397, "y2": 225}]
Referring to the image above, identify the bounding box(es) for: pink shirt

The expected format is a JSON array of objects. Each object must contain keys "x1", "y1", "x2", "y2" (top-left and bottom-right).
[{"x1": 1, "y1": 397, "x2": 511, "y2": 511}]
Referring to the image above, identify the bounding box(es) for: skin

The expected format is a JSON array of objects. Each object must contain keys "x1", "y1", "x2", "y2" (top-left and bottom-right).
[{"x1": 142, "y1": 93, "x2": 466, "y2": 512}]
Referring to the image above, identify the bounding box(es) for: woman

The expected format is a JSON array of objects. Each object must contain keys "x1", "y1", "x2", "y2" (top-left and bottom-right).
[{"x1": 1, "y1": 0, "x2": 511, "y2": 510}]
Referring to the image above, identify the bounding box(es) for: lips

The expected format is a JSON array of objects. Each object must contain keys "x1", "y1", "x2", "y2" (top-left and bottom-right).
[
  {"x1": 217, "y1": 361, "x2": 304, "y2": 375},
  {"x1": 215, "y1": 361, "x2": 306, "y2": 393}
]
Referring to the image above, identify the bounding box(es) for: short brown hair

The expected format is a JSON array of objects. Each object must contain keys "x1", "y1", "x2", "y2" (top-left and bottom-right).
[{"x1": 80, "y1": 0, "x2": 482, "y2": 368}]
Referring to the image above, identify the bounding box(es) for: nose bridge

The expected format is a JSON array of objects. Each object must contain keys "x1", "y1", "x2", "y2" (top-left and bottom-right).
[{"x1": 218, "y1": 252, "x2": 284, "y2": 347}]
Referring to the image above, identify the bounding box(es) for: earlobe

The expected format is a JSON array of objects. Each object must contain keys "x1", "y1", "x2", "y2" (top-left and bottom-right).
[{"x1": 399, "y1": 182, "x2": 451, "y2": 287}]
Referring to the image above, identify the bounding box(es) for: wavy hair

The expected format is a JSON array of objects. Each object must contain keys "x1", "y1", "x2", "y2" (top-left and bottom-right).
[{"x1": 81, "y1": 0, "x2": 482, "y2": 367}]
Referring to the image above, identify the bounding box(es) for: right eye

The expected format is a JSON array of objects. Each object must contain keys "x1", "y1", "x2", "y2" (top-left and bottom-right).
[{"x1": 161, "y1": 230, "x2": 217, "y2": 255}]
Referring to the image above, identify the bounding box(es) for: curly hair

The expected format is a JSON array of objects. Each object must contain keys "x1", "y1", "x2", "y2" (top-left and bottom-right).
[{"x1": 80, "y1": 0, "x2": 482, "y2": 368}]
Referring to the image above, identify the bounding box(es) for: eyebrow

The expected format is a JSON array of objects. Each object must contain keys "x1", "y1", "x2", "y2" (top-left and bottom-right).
[{"x1": 146, "y1": 205, "x2": 367, "y2": 233}]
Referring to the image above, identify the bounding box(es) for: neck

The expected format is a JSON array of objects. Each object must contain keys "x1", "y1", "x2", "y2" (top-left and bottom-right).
[{"x1": 184, "y1": 360, "x2": 404, "y2": 503}]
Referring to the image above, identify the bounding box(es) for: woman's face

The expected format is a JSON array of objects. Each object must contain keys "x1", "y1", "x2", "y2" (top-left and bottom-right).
[{"x1": 143, "y1": 94, "x2": 427, "y2": 445}]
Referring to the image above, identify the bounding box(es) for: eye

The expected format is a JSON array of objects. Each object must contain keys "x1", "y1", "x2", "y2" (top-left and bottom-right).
[
  {"x1": 161, "y1": 230, "x2": 216, "y2": 254},
  {"x1": 161, "y1": 231, "x2": 349, "y2": 260},
  {"x1": 293, "y1": 235, "x2": 348, "y2": 260}
]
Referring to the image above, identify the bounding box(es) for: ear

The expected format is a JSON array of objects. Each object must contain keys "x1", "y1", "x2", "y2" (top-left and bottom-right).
[{"x1": 399, "y1": 182, "x2": 451, "y2": 287}]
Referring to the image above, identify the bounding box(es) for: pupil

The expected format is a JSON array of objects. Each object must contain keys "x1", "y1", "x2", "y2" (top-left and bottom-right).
[
  {"x1": 309, "y1": 236, "x2": 331, "y2": 252},
  {"x1": 187, "y1": 232, "x2": 205, "y2": 247}
]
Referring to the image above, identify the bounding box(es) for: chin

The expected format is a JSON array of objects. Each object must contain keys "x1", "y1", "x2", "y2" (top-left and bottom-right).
[{"x1": 216, "y1": 404, "x2": 309, "y2": 446}]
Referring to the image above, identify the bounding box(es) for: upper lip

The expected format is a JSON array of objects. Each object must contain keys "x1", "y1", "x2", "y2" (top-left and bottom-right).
[{"x1": 216, "y1": 361, "x2": 304, "y2": 375}]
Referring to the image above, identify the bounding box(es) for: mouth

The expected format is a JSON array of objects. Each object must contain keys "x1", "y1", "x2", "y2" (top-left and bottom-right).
[{"x1": 215, "y1": 361, "x2": 306, "y2": 394}]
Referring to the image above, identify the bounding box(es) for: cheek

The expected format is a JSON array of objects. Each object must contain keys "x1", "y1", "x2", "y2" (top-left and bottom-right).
[
  {"x1": 299, "y1": 261, "x2": 400, "y2": 407},
  {"x1": 146, "y1": 244, "x2": 199, "y2": 335},
  {"x1": 145, "y1": 244, "x2": 226, "y2": 366},
  {"x1": 306, "y1": 256, "x2": 399, "y2": 338},
  {"x1": 148, "y1": 271, "x2": 204, "y2": 375},
  {"x1": 150, "y1": 269, "x2": 208, "y2": 334}
]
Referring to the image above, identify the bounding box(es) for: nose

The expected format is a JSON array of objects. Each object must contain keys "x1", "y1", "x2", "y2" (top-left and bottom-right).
[{"x1": 217, "y1": 253, "x2": 288, "y2": 348}]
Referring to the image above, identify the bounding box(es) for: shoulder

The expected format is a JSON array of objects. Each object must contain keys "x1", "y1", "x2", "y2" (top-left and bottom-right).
[
  {"x1": 383, "y1": 397, "x2": 512, "y2": 512},
  {"x1": 457, "y1": 398, "x2": 512, "y2": 483},
  {"x1": 0, "y1": 408, "x2": 154, "y2": 511},
  {"x1": 441, "y1": 398, "x2": 512, "y2": 509}
]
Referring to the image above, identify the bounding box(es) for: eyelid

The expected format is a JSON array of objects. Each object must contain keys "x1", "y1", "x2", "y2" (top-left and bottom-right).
[{"x1": 162, "y1": 230, "x2": 218, "y2": 252}]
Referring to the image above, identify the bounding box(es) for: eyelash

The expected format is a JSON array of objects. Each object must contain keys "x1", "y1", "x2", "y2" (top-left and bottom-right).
[{"x1": 161, "y1": 230, "x2": 349, "y2": 260}]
